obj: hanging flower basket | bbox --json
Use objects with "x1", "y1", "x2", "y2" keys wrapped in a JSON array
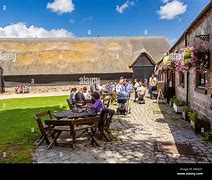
[
  {"x1": 163, "y1": 55, "x2": 174, "y2": 69},
  {"x1": 183, "y1": 47, "x2": 193, "y2": 69},
  {"x1": 174, "y1": 51, "x2": 188, "y2": 73},
  {"x1": 193, "y1": 44, "x2": 210, "y2": 71}
]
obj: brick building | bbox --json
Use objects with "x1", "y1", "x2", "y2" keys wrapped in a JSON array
[{"x1": 157, "y1": 2, "x2": 212, "y2": 124}]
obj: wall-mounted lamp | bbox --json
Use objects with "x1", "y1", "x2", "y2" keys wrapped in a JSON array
[
  {"x1": 195, "y1": 34, "x2": 210, "y2": 41},
  {"x1": 195, "y1": 29, "x2": 210, "y2": 41}
]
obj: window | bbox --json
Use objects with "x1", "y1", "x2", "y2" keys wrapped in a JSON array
[
  {"x1": 197, "y1": 72, "x2": 206, "y2": 88},
  {"x1": 179, "y1": 72, "x2": 185, "y2": 87}
]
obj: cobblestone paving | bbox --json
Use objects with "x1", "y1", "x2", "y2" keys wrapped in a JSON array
[{"x1": 34, "y1": 97, "x2": 212, "y2": 163}]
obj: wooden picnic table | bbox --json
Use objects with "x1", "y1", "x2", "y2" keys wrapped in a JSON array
[
  {"x1": 53, "y1": 109, "x2": 97, "y2": 119},
  {"x1": 52, "y1": 109, "x2": 100, "y2": 148}
]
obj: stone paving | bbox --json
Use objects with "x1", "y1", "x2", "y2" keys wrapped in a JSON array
[{"x1": 34, "y1": 96, "x2": 212, "y2": 163}]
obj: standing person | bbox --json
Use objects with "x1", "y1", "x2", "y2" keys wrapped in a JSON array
[
  {"x1": 119, "y1": 78, "x2": 132, "y2": 110},
  {"x1": 149, "y1": 74, "x2": 158, "y2": 99},
  {"x1": 133, "y1": 79, "x2": 139, "y2": 101},
  {"x1": 115, "y1": 79, "x2": 124, "y2": 93},
  {"x1": 90, "y1": 83, "x2": 98, "y2": 94},
  {"x1": 148, "y1": 74, "x2": 154, "y2": 98},
  {"x1": 0, "y1": 67, "x2": 5, "y2": 93},
  {"x1": 123, "y1": 79, "x2": 133, "y2": 98}
]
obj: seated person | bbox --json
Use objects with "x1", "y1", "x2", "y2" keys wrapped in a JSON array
[
  {"x1": 85, "y1": 91, "x2": 104, "y2": 113},
  {"x1": 75, "y1": 87, "x2": 86, "y2": 102},
  {"x1": 82, "y1": 86, "x2": 90, "y2": 100},
  {"x1": 69, "y1": 87, "x2": 77, "y2": 99},
  {"x1": 136, "y1": 81, "x2": 146, "y2": 103},
  {"x1": 16, "y1": 85, "x2": 24, "y2": 94},
  {"x1": 24, "y1": 85, "x2": 30, "y2": 93}
]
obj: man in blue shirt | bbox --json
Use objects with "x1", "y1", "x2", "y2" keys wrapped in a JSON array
[{"x1": 123, "y1": 79, "x2": 132, "y2": 97}]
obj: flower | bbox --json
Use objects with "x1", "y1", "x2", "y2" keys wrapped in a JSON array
[
  {"x1": 174, "y1": 52, "x2": 188, "y2": 72},
  {"x1": 192, "y1": 44, "x2": 209, "y2": 70},
  {"x1": 183, "y1": 47, "x2": 194, "y2": 68},
  {"x1": 193, "y1": 44, "x2": 208, "y2": 53}
]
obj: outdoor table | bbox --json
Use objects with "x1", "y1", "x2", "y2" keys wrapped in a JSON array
[
  {"x1": 53, "y1": 109, "x2": 97, "y2": 119},
  {"x1": 52, "y1": 109, "x2": 100, "y2": 148}
]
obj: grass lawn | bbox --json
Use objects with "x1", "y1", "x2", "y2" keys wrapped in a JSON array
[{"x1": 0, "y1": 95, "x2": 69, "y2": 163}]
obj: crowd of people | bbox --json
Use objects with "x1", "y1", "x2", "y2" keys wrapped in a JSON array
[{"x1": 68, "y1": 74, "x2": 160, "y2": 113}]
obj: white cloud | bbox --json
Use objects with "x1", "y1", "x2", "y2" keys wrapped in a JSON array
[
  {"x1": 88, "y1": 29, "x2": 91, "y2": 35},
  {"x1": 144, "y1": 29, "x2": 148, "y2": 35},
  {"x1": 2, "y1": 5, "x2": 7, "y2": 11},
  {"x1": 158, "y1": 0, "x2": 187, "y2": 20},
  {"x1": 162, "y1": 0, "x2": 169, "y2": 3},
  {"x1": 47, "y1": 0, "x2": 75, "y2": 15},
  {"x1": 0, "y1": 23, "x2": 74, "y2": 38},
  {"x1": 116, "y1": 0, "x2": 136, "y2": 13}
]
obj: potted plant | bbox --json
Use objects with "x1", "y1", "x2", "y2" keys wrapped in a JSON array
[
  {"x1": 169, "y1": 96, "x2": 176, "y2": 107},
  {"x1": 188, "y1": 111, "x2": 201, "y2": 133},
  {"x1": 182, "y1": 106, "x2": 191, "y2": 121},
  {"x1": 198, "y1": 116, "x2": 211, "y2": 136},
  {"x1": 173, "y1": 98, "x2": 186, "y2": 113}
]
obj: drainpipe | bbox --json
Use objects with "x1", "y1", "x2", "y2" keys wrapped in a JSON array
[{"x1": 185, "y1": 32, "x2": 189, "y2": 106}]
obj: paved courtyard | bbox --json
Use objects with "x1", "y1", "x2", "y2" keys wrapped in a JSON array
[{"x1": 34, "y1": 96, "x2": 212, "y2": 163}]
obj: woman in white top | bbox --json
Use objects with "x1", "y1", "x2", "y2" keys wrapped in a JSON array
[{"x1": 82, "y1": 86, "x2": 90, "y2": 100}]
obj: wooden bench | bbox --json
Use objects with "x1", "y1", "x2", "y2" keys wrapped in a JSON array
[{"x1": 45, "y1": 116, "x2": 99, "y2": 149}]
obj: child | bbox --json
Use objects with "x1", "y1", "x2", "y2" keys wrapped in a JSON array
[{"x1": 136, "y1": 81, "x2": 146, "y2": 104}]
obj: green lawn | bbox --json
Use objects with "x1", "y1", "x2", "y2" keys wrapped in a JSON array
[{"x1": 0, "y1": 96, "x2": 69, "y2": 163}]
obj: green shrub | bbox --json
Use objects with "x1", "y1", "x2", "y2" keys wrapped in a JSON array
[
  {"x1": 174, "y1": 98, "x2": 186, "y2": 106},
  {"x1": 170, "y1": 96, "x2": 176, "y2": 104},
  {"x1": 183, "y1": 106, "x2": 192, "y2": 114},
  {"x1": 188, "y1": 111, "x2": 198, "y2": 122}
]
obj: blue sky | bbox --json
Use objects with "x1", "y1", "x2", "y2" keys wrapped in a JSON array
[{"x1": 0, "y1": 0, "x2": 210, "y2": 44}]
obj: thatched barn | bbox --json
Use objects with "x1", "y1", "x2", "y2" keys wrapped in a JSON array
[{"x1": 0, "y1": 36, "x2": 170, "y2": 83}]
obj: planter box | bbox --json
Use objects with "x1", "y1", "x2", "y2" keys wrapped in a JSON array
[
  {"x1": 173, "y1": 103, "x2": 184, "y2": 113},
  {"x1": 190, "y1": 120, "x2": 201, "y2": 134},
  {"x1": 182, "y1": 112, "x2": 189, "y2": 121},
  {"x1": 190, "y1": 120, "x2": 195, "y2": 129}
]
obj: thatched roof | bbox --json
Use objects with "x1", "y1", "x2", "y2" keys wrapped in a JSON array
[
  {"x1": 0, "y1": 36, "x2": 170, "y2": 76},
  {"x1": 129, "y1": 49, "x2": 156, "y2": 68}
]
